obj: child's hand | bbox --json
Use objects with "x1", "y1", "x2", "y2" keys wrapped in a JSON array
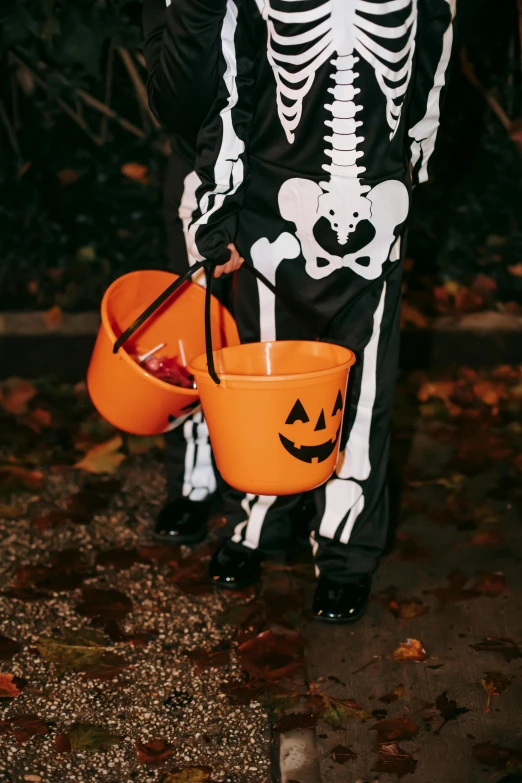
[{"x1": 213, "y1": 243, "x2": 244, "y2": 278}]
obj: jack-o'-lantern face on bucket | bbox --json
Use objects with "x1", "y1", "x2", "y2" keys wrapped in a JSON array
[{"x1": 279, "y1": 390, "x2": 344, "y2": 464}]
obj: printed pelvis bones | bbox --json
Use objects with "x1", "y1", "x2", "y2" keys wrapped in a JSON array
[{"x1": 254, "y1": 0, "x2": 414, "y2": 281}]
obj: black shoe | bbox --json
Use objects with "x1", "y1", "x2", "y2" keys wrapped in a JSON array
[
  {"x1": 153, "y1": 497, "x2": 212, "y2": 545},
  {"x1": 312, "y1": 574, "x2": 372, "y2": 624},
  {"x1": 209, "y1": 541, "x2": 261, "y2": 590}
]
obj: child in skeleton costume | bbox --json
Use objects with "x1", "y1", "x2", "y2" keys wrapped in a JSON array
[{"x1": 144, "y1": 0, "x2": 455, "y2": 621}]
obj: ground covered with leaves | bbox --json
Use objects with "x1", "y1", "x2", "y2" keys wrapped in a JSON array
[{"x1": 0, "y1": 367, "x2": 521, "y2": 782}]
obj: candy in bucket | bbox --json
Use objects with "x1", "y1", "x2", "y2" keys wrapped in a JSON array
[{"x1": 132, "y1": 342, "x2": 196, "y2": 389}]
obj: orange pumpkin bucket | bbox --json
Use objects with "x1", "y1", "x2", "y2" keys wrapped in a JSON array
[
  {"x1": 189, "y1": 340, "x2": 355, "y2": 495},
  {"x1": 87, "y1": 266, "x2": 239, "y2": 436}
]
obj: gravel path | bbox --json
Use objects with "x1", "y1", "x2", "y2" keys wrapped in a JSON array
[{"x1": 0, "y1": 456, "x2": 273, "y2": 783}]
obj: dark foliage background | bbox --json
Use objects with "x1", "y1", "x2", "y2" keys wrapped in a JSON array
[{"x1": 0, "y1": 0, "x2": 520, "y2": 317}]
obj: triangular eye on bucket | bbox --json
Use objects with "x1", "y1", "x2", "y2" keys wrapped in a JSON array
[
  {"x1": 331, "y1": 390, "x2": 343, "y2": 416},
  {"x1": 314, "y1": 409, "x2": 326, "y2": 431},
  {"x1": 285, "y1": 399, "x2": 310, "y2": 424}
]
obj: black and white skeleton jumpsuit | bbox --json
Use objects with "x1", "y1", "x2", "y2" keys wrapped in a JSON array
[{"x1": 143, "y1": 0, "x2": 455, "y2": 579}]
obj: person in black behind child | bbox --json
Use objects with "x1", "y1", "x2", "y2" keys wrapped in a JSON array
[{"x1": 143, "y1": 0, "x2": 455, "y2": 623}]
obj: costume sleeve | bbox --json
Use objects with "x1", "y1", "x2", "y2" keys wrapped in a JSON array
[
  {"x1": 142, "y1": 0, "x2": 228, "y2": 141},
  {"x1": 408, "y1": 0, "x2": 456, "y2": 185},
  {"x1": 187, "y1": 1, "x2": 256, "y2": 265}
]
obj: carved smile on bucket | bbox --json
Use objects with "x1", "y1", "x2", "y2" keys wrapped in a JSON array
[
  {"x1": 279, "y1": 391, "x2": 344, "y2": 464},
  {"x1": 279, "y1": 426, "x2": 341, "y2": 464}
]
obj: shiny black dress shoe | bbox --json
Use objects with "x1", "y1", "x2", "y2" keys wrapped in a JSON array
[
  {"x1": 312, "y1": 573, "x2": 372, "y2": 624},
  {"x1": 209, "y1": 541, "x2": 261, "y2": 590},
  {"x1": 153, "y1": 496, "x2": 213, "y2": 545}
]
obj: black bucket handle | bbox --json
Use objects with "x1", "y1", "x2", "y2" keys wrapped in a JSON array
[
  {"x1": 112, "y1": 260, "x2": 318, "y2": 386},
  {"x1": 112, "y1": 252, "x2": 401, "y2": 386}
]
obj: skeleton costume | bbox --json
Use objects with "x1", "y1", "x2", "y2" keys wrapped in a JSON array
[{"x1": 143, "y1": 0, "x2": 455, "y2": 579}]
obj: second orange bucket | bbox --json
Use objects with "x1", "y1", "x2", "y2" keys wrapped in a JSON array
[{"x1": 189, "y1": 340, "x2": 355, "y2": 495}]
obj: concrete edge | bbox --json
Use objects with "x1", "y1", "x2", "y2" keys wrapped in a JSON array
[
  {"x1": 279, "y1": 729, "x2": 322, "y2": 783},
  {"x1": 1, "y1": 310, "x2": 522, "y2": 336}
]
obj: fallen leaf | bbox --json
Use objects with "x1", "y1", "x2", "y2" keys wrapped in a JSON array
[
  {"x1": 391, "y1": 533, "x2": 430, "y2": 561},
  {"x1": 273, "y1": 713, "x2": 317, "y2": 733},
  {"x1": 0, "y1": 502, "x2": 25, "y2": 518},
  {"x1": 186, "y1": 646, "x2": 232, "y2": 674},
  {"x1": 74, "y1": 436, "x2": 125, "y2": 474},
  {"x1": 136, "y1": 737, "x2": 174, "y2": 765},
  {"x1": 0, "y1": 673, "x2": 23, "y2": 698},
  {"x1": 0, "y1": 466, "x2": 44, "y2": 494},
  {"x1": 121, "y1": 162, "x2": 149, "y2": 183},
  {"x1": 138, "y1": 543, "x2": 182, "y2": 564},
  {"x1": 472, "y1": 572, "x2": 507, "y2": 597},
  {"x1": 68, "y1": 723, "x2": 123, "y2": 752},
  {"x1": 104, "y1": 621, "x2": 157, "y2": 647},
  {"x1": 471, "y1": 274, "x2": 497, "y2": 297},
  {"x1": 472, "y1": 530, "x2": 502, "y2": 546},
  {"x1": 81, "y1": 652, "x2": 129, "y2": 681},
  {"x1": 55, "y1": 732, "x2": 72, "y2": 753},
  {"x1": 95, "y1": 548, "x2": 144, "y2": 570},
  {"x1": 30, "y1": 509, "x2": 71, "y2": 531},
  {"x1": 168, "y1": 551, "x2": 213, "y2": 596},
  {"x1": 379, "y1": 685, "x2": 404, "y2": 704},
  {"x1": 473, "y1": 380, "x2": 507, "y2": 407},
  {"x1": 480, "y1": 672, "x2": 511, "y2": 712},
  {"x1": 42, "y1": 306, "x2": 62, "y2": 329},
  {"x1": 473, "y1": 742, "x2": 522, "y2": 770},
  {"x1": 56, "y1": 169, "x2": 79, "y2": 186},
  {"x1": 0, "y1": 378, "x2": 37, "y2": 415},
  {"x1": 371, "y1": 716, "x2": 418, "y2": 742},
  {"x1": 35, "y1": 629, "x2": 126, "y2": 679},
  {"x1": 0, "y1": 634, "x2": 22, "y2": 661},
  {"x1": 418, "y1": 380, "x2": 456, "y2": 404},
  {"x1": 322, "y1": 695, "x2": 370, "y2": 726},
  {"x1": 434, "y1": 692, "x2": 470, "y2": 734},
  {"x1": 331, "y1": 744, "x2": 358, "y2": 764},
  {"x1": 76, "y1": 587, "x2": 133, "y2": 623},
  {"x1": 163, "y1": 767, "x2": 214, "y2": 783},
  {"x1": 507, "y1": 263, "x2": 522, "y2": 277},
  {"x1": 0, "y1": 713, "x2": 49, "y2": 744},
  {"x1": 401, "y1": 301, "x2": 428, "y2": 329},
  {"x1": 373, "y1": 742, "x2": 418, "y2": 778},
  {"x1": 389, "y1": 639, "x2": 427, "y2": 662},
  {"x1": 427, "y1": 571, "x2": 480, "y2": 603},
  {"x1": 389, "y1": 597, "x2": 430, "y2": 620},
  {"x1": 11, "y1": 549, "x2": 92, "y2": 593},
  {"x1": 237, "y1": 630, "x2": 305, "y2": 682},
  {"x1": 470, "y1": 637, "x2": 522, "y2": 662}
]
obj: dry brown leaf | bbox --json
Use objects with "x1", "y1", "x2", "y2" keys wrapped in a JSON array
[
  {"x1": 401, "y1": 301, "x2": 428, "y2": 329},
  {"x1": 389, "y1": 597, "x2": 429, "y2": 620},
  {"x1": 480, "y1": 672, "x2": 511, "y2": 712},
  {"x1": 42, "y1": 306, "x2": 62, "y2": 329},
  {"x1": 121, "y1": 163, "x2": 149, "y2": 183},
  {"x1": 472, "y1": 572, "x2": 507, "y2": 597},
  {"x1": 135, "y1": 737, "x2": 174, "y2": 765},
  {"x1": 373, "y1": 742, "x2": 418, "y2": 778},
  {"x1": 471, "y1": 530, "x2": 502, "y2": 546},
  {"x1": 0, "y1": 466, "x2": 44, "y2": 493},
  {"x1": 74, "y1": 436, "x2": 125, "y2": 474},
  {"x1": 389, "y1": 639, "x2": 427, "y2": 662},
  {"x1": 371, "y1": 716, "x2": 418, "y2": 742},
  {"x1": 379, "y1": 685, "x2": 404, "y2": 704},
  {"x1": 56, "y1": 169, "x2": 79, "y2": 186},
  {"x1": 0, "y1": 673, "x2": 23, "y2": 698},
  {"x1": 0, "y1": 379, "x2": 37, "y2": 415}
]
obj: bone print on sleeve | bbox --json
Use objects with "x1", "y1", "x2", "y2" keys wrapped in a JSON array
[
  {"x1": 188, "y1": 0, "x2": 256, "y2": 264},
  {"x1": 408, "y1": 0, "x2": 456, "y2": 185},
  {"x1": 142, "y1": 0, "x2": 228, "y2": 142}
]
